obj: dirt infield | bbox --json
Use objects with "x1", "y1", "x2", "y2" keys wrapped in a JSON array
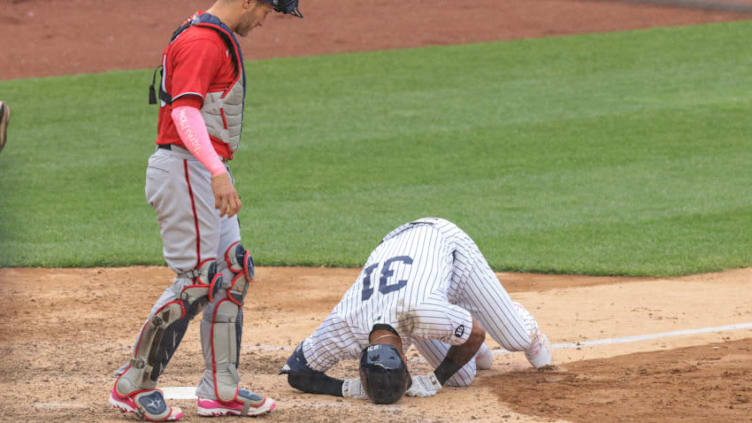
[
  {"x1": 1, "y1": 1, "x2": 751, "y2": 422},
  {"x1": 0, "y1": 267, "x2": 750, "y2": 422},
  {"x1": 2, "y1": 0, "x2": 752, "y2": 80}
]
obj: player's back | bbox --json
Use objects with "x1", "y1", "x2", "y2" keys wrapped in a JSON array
[{"x1": 333, "y1": 222, "x2": 454, "y2": 343}]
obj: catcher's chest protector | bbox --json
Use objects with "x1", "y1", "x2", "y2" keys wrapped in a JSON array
[{"x1": 160, "y1": 12, "x2": 246, "y2": 152}]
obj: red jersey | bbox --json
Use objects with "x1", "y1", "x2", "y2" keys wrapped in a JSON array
[{"x1": 155, "y1": 21, "x2": 238, "y2": 160}]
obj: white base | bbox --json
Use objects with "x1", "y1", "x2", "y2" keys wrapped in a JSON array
[{"x1": 162, "y1": 386, "x2": 197, "y2": 400}]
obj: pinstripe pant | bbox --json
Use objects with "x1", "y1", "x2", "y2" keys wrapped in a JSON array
[{"x1": 413, "y1": 221, "x2": 533, "y2": 387}]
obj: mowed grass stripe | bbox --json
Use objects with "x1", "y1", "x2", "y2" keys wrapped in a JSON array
[{"x1": 0, "y1": 21, "x2": 749, "y2": 274}]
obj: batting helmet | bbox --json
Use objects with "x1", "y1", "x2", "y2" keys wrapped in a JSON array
[
  {"x1": 260, "y1": 0, "x2": 303, "y2": 18},
  {"x1": 359, "y1": 344, "x2": 411, "y2": 404}
]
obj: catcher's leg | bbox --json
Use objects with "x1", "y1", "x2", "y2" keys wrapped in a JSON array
[
  {"x1": 110, "y1": 260, "x2": 223, "y2": 421},
  {"x1": 196, "y1": 239, "x2": 276, "y2": 417}
]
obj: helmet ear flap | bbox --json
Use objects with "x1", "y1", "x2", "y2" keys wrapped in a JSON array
[{"x1": 359, "y1": 344, "x2": 410, "y2": 404}]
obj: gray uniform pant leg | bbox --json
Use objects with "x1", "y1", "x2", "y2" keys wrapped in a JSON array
[
  {"x1": 114, "y1": 149, "x2": 224, "y2": 380},
  {"x1": 196, "y1": 211, "x2": 244, "y2": 400},
  {"x1": 146, "y1": 148, "x2": 222, "y2": 274}
]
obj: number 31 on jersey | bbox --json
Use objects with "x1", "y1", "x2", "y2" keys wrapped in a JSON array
[{"x1": 361, "y1": 255, "x2": 413, "y2": 301}]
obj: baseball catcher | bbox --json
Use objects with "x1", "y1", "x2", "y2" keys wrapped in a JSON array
[{"x1": 108, "y1": 0, "x2": 302, "y2": 421}]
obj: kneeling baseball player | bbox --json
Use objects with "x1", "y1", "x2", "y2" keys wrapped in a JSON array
[{"x1": 280, "y1": 217, "x2": 552, "y2": 403}]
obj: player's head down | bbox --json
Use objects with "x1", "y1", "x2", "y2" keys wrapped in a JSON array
[{"x1": 359, "y1": 343, "x2": 411, "y2": 404}]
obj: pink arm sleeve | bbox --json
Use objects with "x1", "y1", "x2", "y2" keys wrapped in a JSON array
[{"x1": 171, "y1": 106, "x2": 227, "y2": 177}]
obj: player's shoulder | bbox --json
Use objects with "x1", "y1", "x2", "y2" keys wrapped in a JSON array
[
  {"x1": 175, "y1": 25, "x2": 226, "y2": 47},
  {"x1": 170, "y1": 26, "x2": 228, "y2": 61}
]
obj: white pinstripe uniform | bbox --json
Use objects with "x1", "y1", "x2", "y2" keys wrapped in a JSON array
[{"x1": 301, "y1": 217, "x2": 540, "y2": 387}]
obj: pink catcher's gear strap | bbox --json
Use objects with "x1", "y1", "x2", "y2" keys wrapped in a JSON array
[{"x1": 171, "y1": 105, "x2": 227, "y2": 177}]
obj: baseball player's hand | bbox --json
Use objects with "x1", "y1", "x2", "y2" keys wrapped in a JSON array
[
  {"x1": 211, "y1": 173, "x2": 241, "y2": 217},
  {"x1": 405, "y1": 372, "x2": 442, "y2": 397},
  {"x1": 341, "y1": 378, "x2": 367, "y2": 399}
]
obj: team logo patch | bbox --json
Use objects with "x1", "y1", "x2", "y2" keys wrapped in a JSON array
[
  {"x1": 138, "y1": 392, "x2": 166, "y2": 414},
  {"x1": 454, "y1": 325, "x2": 465, "y2": 338}
]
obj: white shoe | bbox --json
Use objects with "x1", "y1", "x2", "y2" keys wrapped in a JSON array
[
  {"x1": 475, "y1": 342, "x2": 493, "y2": 370},
  {"x1": 525, "y1": 329, "x2": 552, "y2": 369}
]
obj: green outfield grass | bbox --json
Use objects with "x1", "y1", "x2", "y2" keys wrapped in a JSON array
[{"x1": 0, "y1": 21, "x2": 750, "y2": 275}]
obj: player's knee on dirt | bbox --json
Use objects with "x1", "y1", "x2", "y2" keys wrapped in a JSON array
[
  {"x1": 115, "y1": 260, "x2": 223, "y2": 396},
  {"x1": 442, "y1": 324, "x2": 484, "y2": 387},
  {"x1": 444, "y1": 363, "x2": 476, "y2": 387},
  {"x1": 475, "y1": 342, "x2": 493, "y2": 370}
]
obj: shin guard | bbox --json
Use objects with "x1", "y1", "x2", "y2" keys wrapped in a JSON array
[
  {"x1": 115, "y1": 260, "x2": 223, "y2": 398},
  {"x1": 206, "y1": 243, "x2": 254, "y2": 402}
]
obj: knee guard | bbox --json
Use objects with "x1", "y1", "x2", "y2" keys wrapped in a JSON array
[
  {"x1": 209, "y1": 243, "x2": 255, "y2": 402},
  {"x1": 115, "y1": 259, "x2": 223, "y2": 396},
  {"x1": 225, "y1": 241, "x2": 254, "y2": 297}
]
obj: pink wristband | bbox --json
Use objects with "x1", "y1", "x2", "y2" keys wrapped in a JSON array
[{"x1": 171, "y1": 106, "x2": 227, "y2": 176}]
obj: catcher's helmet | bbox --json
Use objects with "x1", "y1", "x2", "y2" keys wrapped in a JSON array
[
  {"x1": 359, "y1": 344, "x2": 411, "y2": 404},
  {"x1": 259, "y1": 0, "x2": 303, "y2": 18}
]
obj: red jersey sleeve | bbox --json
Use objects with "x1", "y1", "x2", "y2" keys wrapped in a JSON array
[{"x1": 168, "y1": 36, "x2": 225, "y2": 103}]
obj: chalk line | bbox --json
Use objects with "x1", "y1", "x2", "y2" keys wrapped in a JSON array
[
  {"x1": 163, "y1": 321, "x2": 752, "y2": 400},
  {"x1": 493, "y1": 321, "x2": 752, "y2": 355}
]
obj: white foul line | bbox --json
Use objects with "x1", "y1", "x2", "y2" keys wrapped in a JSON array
[
  {"x1": 163, "y1": 322, "x2": 752, "y2": 399},
  {"x1": 493, "y1": 321, "x2": 752, "y2": 355},
  {"x1": 239, "y1": 322, "x2": 752, "y2": 356}
]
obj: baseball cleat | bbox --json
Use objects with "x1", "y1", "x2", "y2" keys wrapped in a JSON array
[
  {"x1": 109, "y1": 387, "x2": 184, "y2": 421},
  {"x1": 197, "y1": 389, "x2": 276, "y2": 417},
  {"x1": 0, "y1": 101, "x2": 9, "y2": 153},
  {"x1": 525, "y1": 329, "x2": 553, "y2": 369}
]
